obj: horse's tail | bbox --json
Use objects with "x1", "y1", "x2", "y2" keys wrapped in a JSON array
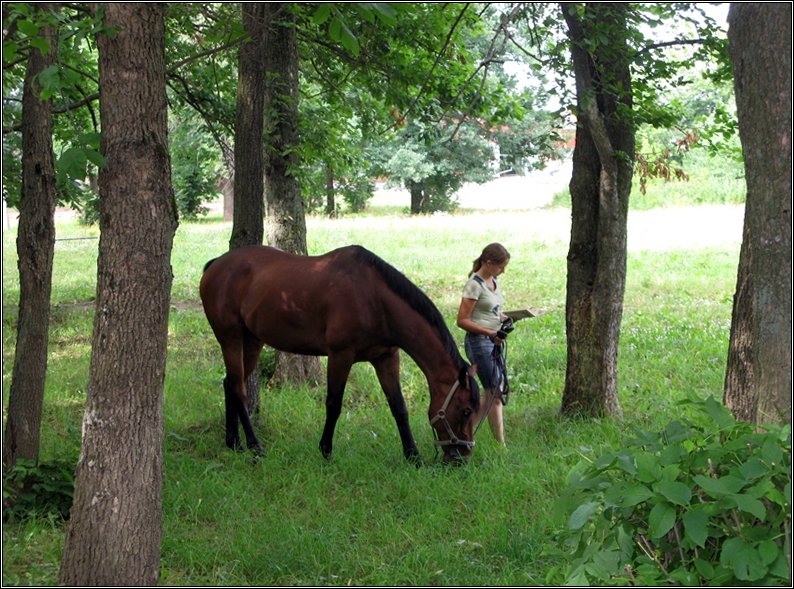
[{"x1": 203, "y1": 257, "x2": 218, "y2": 273}]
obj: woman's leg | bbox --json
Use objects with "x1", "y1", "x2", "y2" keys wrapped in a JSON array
[{"x1": 482, "y1": 388, "x2": 505, "y2": 445}]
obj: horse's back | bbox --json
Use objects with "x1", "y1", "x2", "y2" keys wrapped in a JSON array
[{"x1": 199, "y1": 245, "x2": 375, "y2": 355}]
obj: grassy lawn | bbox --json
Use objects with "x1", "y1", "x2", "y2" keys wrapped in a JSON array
[{"x1": 2, "y1": 201, "x2": 743, "y2": 585}]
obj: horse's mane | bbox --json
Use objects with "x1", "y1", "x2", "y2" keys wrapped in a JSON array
[{"x1": 350, "y1": 246, "x2": 468, "y2": 371}]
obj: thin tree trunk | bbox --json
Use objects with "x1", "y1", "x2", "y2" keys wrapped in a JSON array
[
  {"x1": 262, "y1": 3, "x2": 322, "y2": 385},
  {"x1": 59, "y1": 4, "x2": 177, "y2": 585},
  {"x1": 409, "y1": 181, "x2": 425, "y2": 214},
  {"x1": 560, "y1": 3, "x2": 633, "y2": 418},
  {"x1": 230, "y1": 3, "x2": 266, "y2": 250},
  {"x1": 325, "y1": 161, "x2": 336, "y2": 217},
  {"x1": 228, "y1": 3, "x2": 269, "y2": 414},
  {"x1": 3, "y1": 2, "x2": 59, "y2": 473},
  {"x1": 725, "y1": 3, "x2": 792, "y2": 425},
  {"x1": 723, "y1": 221, "x2": 756, "y2": 421}
]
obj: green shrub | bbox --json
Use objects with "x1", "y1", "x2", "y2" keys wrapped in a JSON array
[
  {"x1": 3, "y1": 459, "x2": 75, "y2": 521},
  {"x1": 547, "y1": 395, "x2": 791, "y2": 586}
]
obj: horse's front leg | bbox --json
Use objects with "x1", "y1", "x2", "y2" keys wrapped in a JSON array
[
  {"x1": 372, "y1": 350, "x2": 421, "y2": 465},
  {"x1": 319, "y1": 352, "x2": 354, "y2": 459}
]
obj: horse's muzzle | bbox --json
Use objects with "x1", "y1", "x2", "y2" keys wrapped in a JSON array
[{"x1": 443, "y1": 445, "x2": 472, "y2": 465}]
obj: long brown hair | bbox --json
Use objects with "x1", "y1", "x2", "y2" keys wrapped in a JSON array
[{"x1": 469, "y1": 243, "x2": 511, "y2": 277}]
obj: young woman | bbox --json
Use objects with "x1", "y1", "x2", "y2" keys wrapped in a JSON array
[{"x1": 456, "y1": 243, "x2": 511, "y2": 446}]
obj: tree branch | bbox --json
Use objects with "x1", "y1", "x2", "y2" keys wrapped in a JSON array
[
  {"x1": 560, "y1": 2, "x2": 615, "y2": 164},
  {"x1": 166, "y1": 38, "x2": 242, "y2": 75},
  {"x1": 637, "y1": 38, "x2": 708, "y2": 56}
]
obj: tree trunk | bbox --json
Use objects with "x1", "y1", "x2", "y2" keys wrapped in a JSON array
[
  {"x1": 262, "y1": 3, "x2": 322, "y2": 385},
  {"x1": 3, "y1": 2, "x2": 58, "y2": 473},
  {"x1": 725, "y1": 3, "x2": 792, "y2": 425},
  {"x1": 409, "y1": 180, "x2": 426, "y2": 214},
  {"x1": 560, "y1": 3, "x2": 633, "y2": 418},
  {"x1": 221, "y1": 173, "x2": 234, "y2": 221},
  {"x1": 230, "y1": 3, "x2": 266, "y2": 250},
  {"x1": 228, "y1": 3, "x2": 269, "y2": 415},
  {"x1": 723, "y1": 221, "x2": 756, "y2": 422},
  {"x1": 59, "y1": 4, "x2": 177, "y2": 585},
  {"x1": 220, "y1": 138, "x2": 235, "y2": 222},
  {"x1": 325, "y1": 161, "x2": 336, "y2": 217}
]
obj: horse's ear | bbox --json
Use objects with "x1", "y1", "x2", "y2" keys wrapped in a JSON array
[
  {"x1": 457, "y1": 365, "x2": 468, "y2": 387},
  {"x1": 460, "y1": 364, "x2": 477, "y2": 386}
]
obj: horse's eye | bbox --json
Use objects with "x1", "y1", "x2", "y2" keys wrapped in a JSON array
[{"x1": 462, "y1": 408, "x2": 472, "y2": 419}]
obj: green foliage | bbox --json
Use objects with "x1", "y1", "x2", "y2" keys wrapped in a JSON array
[
  {"x1": 547, "y1": 396, "x2": 791, "y2": 586},
  {"x1": 3, "y1": 458, "x2": 75, "y2": 521},
  {"x1": 170, "y1": 113, "x2": 223, "y2": 220}
]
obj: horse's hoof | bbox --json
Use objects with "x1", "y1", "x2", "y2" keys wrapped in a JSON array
[
  {"x1": 319, "y1": 443, "x2": 332, "y2": 460},
  {"x1": 406, "y1": 450, "x2": 423, "y2": 468},
  {"x1": 250, "y1": 444, "x2": 264, "y2": 457}
]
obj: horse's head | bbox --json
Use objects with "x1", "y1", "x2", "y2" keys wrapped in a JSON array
[{"x1": 429, "y1": 365, "x2": 481, "y2": 464}]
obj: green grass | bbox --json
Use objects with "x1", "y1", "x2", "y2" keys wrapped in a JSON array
[{"x1": 2, "y1": 200, "x2": 742, "y2": 585}]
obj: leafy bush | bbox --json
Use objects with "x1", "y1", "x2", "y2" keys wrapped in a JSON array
[
  {"x1": 547, "y1": 396, "x2": 791, "y2": 586},
  {"x1": 3, "y1": 459, "x2": 75, "y2": 521}
]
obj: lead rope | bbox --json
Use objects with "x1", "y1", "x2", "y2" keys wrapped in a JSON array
[
  {"x1": 493, "y1": 339, "x2": 509, "y2": 405},
  {"x1": 470, "y1": 339, "x2": 508, "y2": 441}
]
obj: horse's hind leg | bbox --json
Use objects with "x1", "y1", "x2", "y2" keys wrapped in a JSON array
[
  {"x1": 221, "y1": 339, "x2": 263, "y2": 455},
  {"x1": 372, "y1": 350, "x2": 420, "y2": 464},
  {"x1": 237, "y1": 334, "x2": 264, "y2": 454},
  {"x1": 223, "y1": 376, "x2": 242, "y2": 450}
]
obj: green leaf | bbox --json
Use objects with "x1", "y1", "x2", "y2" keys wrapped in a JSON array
[
  {"x1": 704, "y1": 396, "x2": 735, "y2": 429},
  {"x1": 738, "y1": 457, "x2": 769, "y2": 481},
  {"x1": 635, "y1": 453, "x2": 662, "y2": 483},
  {"x1": 757, "y1": 540, "x2": 779, "y2": 566},
  {"x1": 693, "y1": 557, "x2": 715, "y2": 579},
  {"x1": 328, "y1": 17, "x2": 341, "y2": 41},
  {"x1": 17, "y1": 18, "x2": 40, "y2": 36},
  {"x1": 57, "y1": 147, "x2": 88, "y2": 181},
  {"x1": 622, "y1": 484, "x2": 655, "y2": 507},
  {"x1": 84, "y1": 148, "x2": 105, "y2": 168},
  {"x1": 682, "y1": 508, "x2": 709, "y2": 548},
  {"x1": 731, "y1": 493, "x2": 766, "y2": 520},
  {"x1": 694, "y1": 474, "x2": 746, "y2": 498},
  {"x1": 616, "y1": 525, "x2": 633, "y2": 561},
  {"x1": 29, "y1": 37, "x2": 50, "y2": 57},
  {"x1": 312, "y1": 3, "x2": 332, "y2": 25},
  {"x1": 654, "y1": 480, "x2": 692, "y2": 506},
  {"x1": 761, "y1": 436, "x2": 783, "y2": 465},
  {"x1": 720, "y1": 537, "x2": 768, "y2": 581},
  {"x1": 568, "y1": 502, "x2": 599, "y2": 530},
  {"x1": 614, "y1": 451, "x2": 636, "y2": 475},
  {"x1": 338, "y1": 21, "x2": 360, "y2": 57},
  {"x1": 648, "y1": 502, "x2": 676, "y2": 539},
  {"x1": 3, "y1": 40, "x2": 19, "y2": 62},
  {"x1": 371, "y1": 3, "x2": 397, "y2": 26},
  {"x1": 565, "y1": 564, "x2": 590, "y2": 586}
]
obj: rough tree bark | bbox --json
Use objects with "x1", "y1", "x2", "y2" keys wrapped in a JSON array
[
  {"x1": 724, "y1": 3, "x2": 792, "y2": 425},
  {"x1": 59, "y1": 4, "x2": 177, "y2": 585},
  {"x1": 230, "y1": 2, "x2": 266, "y2": 250},
  {"x1": 226, "y1": 3, "x2": 269, "y2": 415},
  {"x1": 560, "y1": 3, "x2": 634, "y2": 418},
  {"x1": 263, "y1": 3, "x2": 322, "y2": 385},
  {"x1": 3, "y1": 2, "x2": 58, "y2": 473}
]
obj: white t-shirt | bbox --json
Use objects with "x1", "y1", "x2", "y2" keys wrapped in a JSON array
[{"x1": 462, "y1": 274, "x2": 505, "y2": 331}]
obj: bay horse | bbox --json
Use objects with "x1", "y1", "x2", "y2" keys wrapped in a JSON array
[{"x1": 199, "y1": 244, "x2": 481, "y2": 464}]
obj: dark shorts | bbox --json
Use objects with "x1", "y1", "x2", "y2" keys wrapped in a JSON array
[{"x1": 464, "y1": 333, "x2": 504, "y2": 390}]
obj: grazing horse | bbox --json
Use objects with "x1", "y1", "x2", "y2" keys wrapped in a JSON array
[{"x1": 199, "y1": 245, "x2": 480, "y2": 464}]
